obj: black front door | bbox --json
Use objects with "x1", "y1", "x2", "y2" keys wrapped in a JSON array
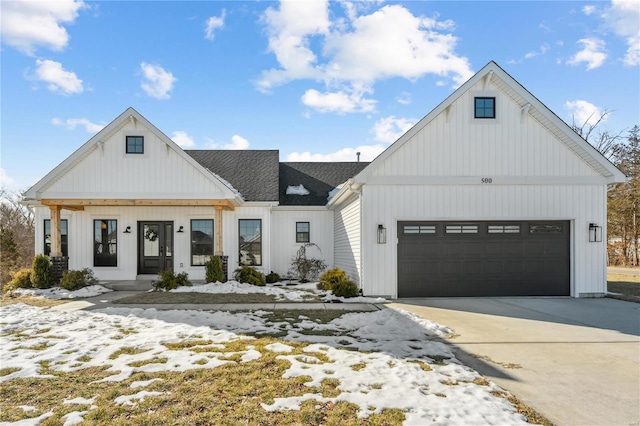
[{"x1": 138, "y1": 221, "x2": 173, "y2": 274}]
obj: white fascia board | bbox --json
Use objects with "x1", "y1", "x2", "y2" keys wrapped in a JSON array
[{"x1": 326, "y1": 180, "x2": 362, "y2": 210}]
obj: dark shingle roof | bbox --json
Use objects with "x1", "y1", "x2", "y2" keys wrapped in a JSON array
[
  {"x1": 279, "y1": 162, "x2": 369, "y2": 206},
  {"x1": 185, "y1": 150, "x2": 280, "y2": 202}
]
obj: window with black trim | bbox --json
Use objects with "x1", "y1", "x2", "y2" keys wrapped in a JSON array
[
  {"x1": 474, "y1": 97, "x2": 495, "y2": 119},
  {"x1": 446, "y1": 225, "x2": 478, "y2": 234},
  {"x1": 126, "y1": 136, "x2": 144, "y2": 154},
  {"x1": 44, "y1": 219, "x2": 68, "y2": 256},
  {"x1": 403, "y1": 225, "x2": 436, "y2": 235},
  {"x1": 296, "y1": 222, "x2": 310, "y2": 243},
  {"x1": 94, "y1": 220, "x2": 117, "y2": 267},
  {"x1": 191, "y1": 219, "x2": 214, "y2": 266},
  {"x1": 239, "y1": 219, "x2": 262, "y2": 266}
]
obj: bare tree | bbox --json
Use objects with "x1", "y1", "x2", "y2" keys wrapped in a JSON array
[
  {"x1": 571, "y1": 109, "x2": 625, "y2": 160},
  {"x1": 0, "y1": 190, "x2": 35, "y2": 286}
]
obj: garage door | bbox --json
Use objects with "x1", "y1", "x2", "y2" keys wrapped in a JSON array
[{"x1": 397, "y1": 221, "x2": 570, "y2": 297}]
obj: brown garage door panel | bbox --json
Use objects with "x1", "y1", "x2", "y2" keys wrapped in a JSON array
[{"x1": 397, "y1": 221, "x2": 570, "y2": 297}]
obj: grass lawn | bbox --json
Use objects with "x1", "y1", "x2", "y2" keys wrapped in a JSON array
[
  {"x1": 607, "y1": 271, "x2": 640, "y2": 302},
  {"x1": 0, "y1": 294, "x2": 66, "y2": 308}
]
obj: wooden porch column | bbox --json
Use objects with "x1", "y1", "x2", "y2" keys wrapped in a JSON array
[
  {"x1": 214, "y1": 206, "x2": 223, "y2": 256},
  {"x1": 49, "y1": 205, "x2": 62, "y2": 257}
]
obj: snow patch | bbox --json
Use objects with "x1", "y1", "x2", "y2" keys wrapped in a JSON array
[{"x1": 286, "y1": 184, "x2": 310, "y2": 195}]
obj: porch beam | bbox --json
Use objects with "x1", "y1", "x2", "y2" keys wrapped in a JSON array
[
  {"x1": 41, "y1": 198, "x2": 235, "y2": 210},
  {"x1": 214, "y1": 206, "x2": 223, "y2": 256},
  {"x1": 49, "y1": 205, "x2": 62, "y2": 257}
]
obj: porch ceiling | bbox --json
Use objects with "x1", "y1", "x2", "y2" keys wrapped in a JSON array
[{"x1": 40, "y1": 198, "x2": 236, "y2": 211}]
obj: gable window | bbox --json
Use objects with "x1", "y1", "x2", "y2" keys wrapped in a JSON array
[
  {"x1": 191, "y1": 219, "x2": 214, "y2": 266},
  {"x1": 126, "y1": 136, "x2": 144, "y2": 154},
  {"x1": 474, "y1": 97, "x2": 495, "y2": 119},
  {"x1": 296, "y1": 222, "x2": 310, "y2": 243},
  {"x1": 44, "y1": 219, "x2": 68, "y2": 257},
  {"x1": 239, "y1": 219, "x2": 262, "y2": 266},
  {"x1": 94, "y1": 220, "x2": 117, "y2": 266}
]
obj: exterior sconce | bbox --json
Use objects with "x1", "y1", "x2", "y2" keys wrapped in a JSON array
[
  {"x1": 177, "y1": 226, "x2": 184, "y2": 233},
  {"x1": 377, "y1": 224, "x2": 387, "y2": 244},
  {"x1": 588, "y1": 223, "x2": 602, "y2": 242},
  {"x1": 123, "y1": 226, "x2": 131, "y2": 234}
]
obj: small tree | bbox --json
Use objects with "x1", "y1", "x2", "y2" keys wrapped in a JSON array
[
  {"x1": 31, "y1": 254, "x2": 53, "y2": 289},
  {"x1": 288, "y1": 243, "x2": 327, "y2": 283},
  {"x1": 205, "y1": 256, "x2": 225, "y2": 283}
]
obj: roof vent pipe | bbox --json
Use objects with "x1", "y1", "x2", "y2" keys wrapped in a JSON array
[{"x1": 356, "y1": 152, "x2": 361, "y2": 162}]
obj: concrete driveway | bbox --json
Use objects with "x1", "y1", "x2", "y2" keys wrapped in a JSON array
[{"x1": 388, "y1": 298, "x2": 640, "y2": 426}]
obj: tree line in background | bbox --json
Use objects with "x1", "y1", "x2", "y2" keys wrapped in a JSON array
[
  {"x1": 0, "y1": 114, "x2": 638, "y2": 289},
  {"x1": 572, "y1": 112, "x2": 639, "y2": 267}
]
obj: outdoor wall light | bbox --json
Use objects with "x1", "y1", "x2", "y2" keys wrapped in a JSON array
[
  {"x1": 177, "y1": 226, "x2": 184, "y2": 233},
  {"x1": 123, "y1": 226, "x2": 131, "y2": 234},
  {"x1": 588, "y1": 223, "x2": 602, "y2": 242},
  {"x1": 377, "y1": 224, "x2": 387, "y2": 244}
]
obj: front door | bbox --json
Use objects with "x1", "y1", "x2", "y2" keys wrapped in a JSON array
[{"x1": 138, "y1": 221, "x2": 173, "y2": 274}]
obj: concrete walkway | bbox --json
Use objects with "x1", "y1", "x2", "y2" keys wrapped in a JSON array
[
  {"x1": 50, "y1": 289, "x2": 381, "y2": 313},
  {"x1": 389, "y1": 297, "x2": 640, "y2": 426}
]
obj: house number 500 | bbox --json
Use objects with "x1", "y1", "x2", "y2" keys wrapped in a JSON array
[{"x1": 481, "y1": 178, "x2": 493, "y2": 183}]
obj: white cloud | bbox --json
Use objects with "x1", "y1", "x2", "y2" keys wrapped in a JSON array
[
  {"x1": 171, "y1": 131, "x2": 196, "y2": 148},
  {"x1": 205, "y1": 9, "x2": 226, "y2": 41},
  {"x1": 565, "y1": 100, "x2": 605, "y2": 126},
  {"x1": 567, "y1": 38, "x2": 607, "y2": 70},
  {"x1": 34, "y1": 59, "x2": 83, "y2": 95},
  {"x1": 396, "y1": 92, "x2": 412, "y2": 105},
  {"x1": 601, "y1": 0, "x2": 640, "y2": 66},
  {"x1": 0, "y1": 168, "x2": 16, "y2": 187},
  {"x1": 286, "y1": 144, "x2": 386, "y2": 162},
  {"x1": 372, "y1": 116, "x2": 417, "y2": 143},
  {"x1": 0, "y1": 0, "x2": 86, "y2": 55},
  {"x1": 301, "y1": 89, "x2": 376, "y2": 114},
  {"x1": 257, "y1": 2, "x2": 473, "y2": 114},
  {"x1": 209, "y1": 135, "x2": 250, "y2": 150},
  {"x1": 52, "y1": 117, "x2": 103, "y2": 133},
  {"x1": 140, "y1": 62, "x2": 177, "y2": 99},
  {"x1": 524, "y1": 44, "x2": 550, "y2": 59},
  {"x1": 582, "y1": 5, "x2": 596, "y2": 15}
]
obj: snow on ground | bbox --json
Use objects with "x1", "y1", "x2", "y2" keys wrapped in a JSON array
[
  {"x1": 0, "y1": 300, "x2": 529, "y2": 425},
  {"x1": 173, "y1": 280, "x2": 389, "y2": 303},
  {"x1": 13, "y1": 285, "x2": 112, "y2": 300}
]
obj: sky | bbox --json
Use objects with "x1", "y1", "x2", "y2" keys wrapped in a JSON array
[
  {"x1": 1, "y1": 283, "x2": 530, "y2": 424},
  {"x1": 1, "y1": 0, "x2": 639, "y2": 192}
]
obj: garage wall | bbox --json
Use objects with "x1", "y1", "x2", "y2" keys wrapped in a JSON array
[
  {"x1": 361, "y1": 184, "x2": 607, "y2": 298},
  {"x1": 334, "y1": 195, "x2": 362, "y2": 285}
]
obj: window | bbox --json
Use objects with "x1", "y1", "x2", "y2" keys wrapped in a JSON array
[
  {"x1": 126, "y1": 136, "x2": 144, "y2": 154},
  {"x1": 191, "y1": 219, "x2": 214, "y2": 266},
  {"x1": 488, "y1": 225, "x2": 520, "y2": 234},
  {"x1": 94, "y1": 220, "x2": 117, "y2": 266},
  {"x1": 239, "y1": 219, "x2": 262, "y2": 266},
  {"x1": 474, "y1": 97, "x2": 495, "y2": 119},
  {"x1": 44, "y1": 219, "x2": 68, "y2": 257},
  {"x1": 529, "y1": 224, "x2": 563, "y2": 234},
  {"x1": 446, "y1": 225, "x2": 479, "y2": 234},
  {"x1": 296, "y1": 222, "x2": 310, "y2": 243},
  {"x1": 403, "y1": 225, "x2": 436, "y2": 235}
]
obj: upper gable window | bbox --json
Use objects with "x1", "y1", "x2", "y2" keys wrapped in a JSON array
[
  {"x1": 126, "y1": 136, "x2": 144, "y2": 154},
  {"x1": 474, "y1": 97, "x2": 495, "y2": 119}
]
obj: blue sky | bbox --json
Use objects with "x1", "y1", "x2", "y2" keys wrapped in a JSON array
[{"x1": 1, "y1": 0, "x2": 639, "y2": 192}]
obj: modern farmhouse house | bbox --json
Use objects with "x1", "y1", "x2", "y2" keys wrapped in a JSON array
[{"x1": 24, "y1": 61, "x2": 626, "y2": 298}]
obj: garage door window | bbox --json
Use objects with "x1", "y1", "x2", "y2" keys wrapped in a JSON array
[
  {"x1": 445, "y1": 225, "x2": 478, "y2": 234},
  {"x1": 403, "y1": 225, "x2": 436, "y2": 235},
  {"x1": 488, "y1": 225, "x2": 520, "y2": 234},
  {"x1": 530, "y1": 224, "x2": 563, "y2": 234}
]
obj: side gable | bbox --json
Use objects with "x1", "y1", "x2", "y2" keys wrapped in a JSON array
[
  {"x1": 354, "y1": 61, "x2": 626, "y2": 184},
  {"x1": 25, "y1": 108, "x2": 242, "y2": 205},
  {"x1": 280, "y1": 162, "x2": 369, "y2": 206}
]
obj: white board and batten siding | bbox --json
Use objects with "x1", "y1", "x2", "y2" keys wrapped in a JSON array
[
  {"x1": 333, "y1": 195, "x2": 362, "y2": 285},
  {"x1": 41, "y1": 119, "x2": 228, "y2": 199},
  {"x1": 270, "y1": 209, "x2": 334, "y2": 278},
  {"x1": 358, "y1": 77, "x2": 611, "y2": 298}
]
